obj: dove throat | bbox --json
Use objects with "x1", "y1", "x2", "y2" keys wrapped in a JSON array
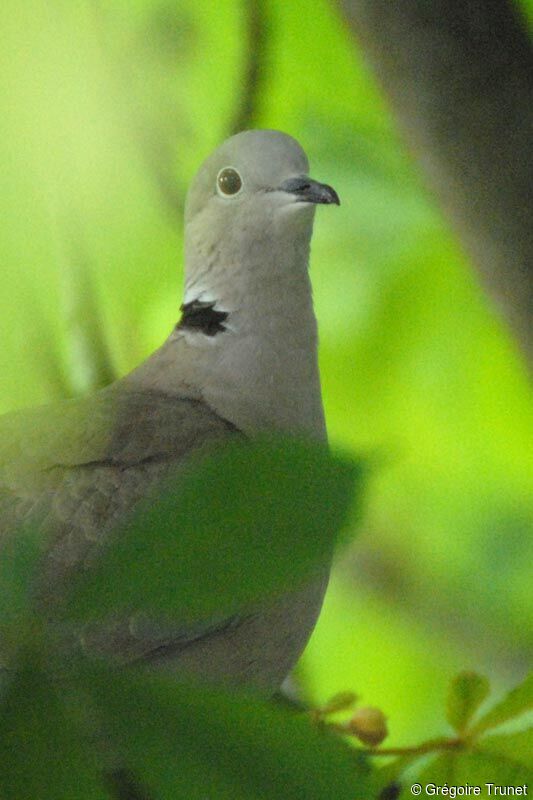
[{"x1": 124, "y1": 214, "x2": 326, "y2": 440}]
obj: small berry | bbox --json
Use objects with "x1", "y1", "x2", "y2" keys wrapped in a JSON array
[{"x1": 347, "y1": 706, "x2": 388, "y2": 746}]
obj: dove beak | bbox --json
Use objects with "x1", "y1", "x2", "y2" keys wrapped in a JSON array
[{"x1": 279, "y1": 176, "x2": 340, "y2": 206}]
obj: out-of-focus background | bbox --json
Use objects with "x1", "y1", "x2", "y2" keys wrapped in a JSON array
[{"x1": 1, "y1": 0, "x2": 531, "y2": 746}]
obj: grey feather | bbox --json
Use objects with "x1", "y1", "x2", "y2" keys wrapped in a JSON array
[{"x1": 0, "y1": 386, "x2": 241, "y2": 663}]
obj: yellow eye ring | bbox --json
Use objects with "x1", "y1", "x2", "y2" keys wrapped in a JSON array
[{"x1": 216, "y1": 167, "x2": 243, "y2": 197}]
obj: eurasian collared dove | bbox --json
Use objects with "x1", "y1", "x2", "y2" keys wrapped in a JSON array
[{"x1": 0, "y1": 129, "x2": 340, "y2": 692}]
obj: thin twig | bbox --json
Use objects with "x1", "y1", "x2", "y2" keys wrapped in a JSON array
[
  {"x1": 228, "y1": 0, "x2": 269, "y2": 134},
  {"x1": 359, "y1": 736, "x2": 465, "y2": 758}
]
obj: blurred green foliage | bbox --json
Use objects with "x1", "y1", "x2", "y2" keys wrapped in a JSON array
[
  {"x1": 62, "y1": 437, "x2": 358, "y2": 625},
  {"x1": 0, "y1": 458, "x2": 372, "y2": 799},
  {"x1": 0, "y1": 515, "x2": 530, "y2": 797},
  {"x1": 0, "y1": 0, "x2": 531, "y2": 764}
]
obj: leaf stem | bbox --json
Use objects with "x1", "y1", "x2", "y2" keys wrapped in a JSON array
[{"x1": 359, "y1": 736, "x2": 465, "y2": 758}]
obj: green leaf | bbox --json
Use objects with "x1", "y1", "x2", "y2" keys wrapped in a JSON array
[
  {"x1": 446, "y1": 671, "x2": 490, "y2": 733},
  {"x1": 455, "y1": 749, "x2": 531, "y2": 788},
  {"x1": 400, "y1": 752, "x2": 455, "y2": 800},
  {"x1": 0, "y1": 651, "x2": 107, "y2": 800},
  {"x1": 471, "y1": 673, "x2": 533, "y2": 735},
  {"x1": 59, "y1": 231, "x2": 117, "y2": 396},
  {"x1": 410, "y1": 732, "x2": 533, "y2": 794},
  {"x1": 477, "y1": 728, "x2": 533, "y2": 771},
  {"x1": 74, "y1": 659, "x2": 372, "y2": 800},
  {"x1": 0, "y1": 527, "x2": 40, "y2": 629},
  {"x1": 62, "y1": 436, "x2": 362, "y2": 625},
  {"x1": 318, "y1": 690, "x2": 358, "y2": 715},
  {"x1": 372, "y1": 753, "x2": 423, "y2": 798}
]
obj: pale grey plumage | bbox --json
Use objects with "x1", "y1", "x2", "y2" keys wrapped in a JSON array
[{"x1": 0, "y1": 130, "x2": 339, "y2": 691}]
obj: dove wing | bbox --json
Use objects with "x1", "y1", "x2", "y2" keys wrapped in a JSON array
[{"x1": 0, "y1": 385, "x2": 242, "y2": 662}]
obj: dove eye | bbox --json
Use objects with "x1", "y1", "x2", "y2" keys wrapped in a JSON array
[{"x1": 216, "y1": 167, "x2": 242, "y2": 197}]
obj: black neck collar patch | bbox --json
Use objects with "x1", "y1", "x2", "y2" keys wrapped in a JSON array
[{"x1": 177, "y1": 299, "x2": 228, "y2": 336}]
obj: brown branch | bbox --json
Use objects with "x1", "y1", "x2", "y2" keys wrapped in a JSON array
[
  {"x1": 228, "y1": 0, "x2": 269, "y2": 135},
  {"x1": 339, "y1": 0, "x2": 533, "y2": 367}
]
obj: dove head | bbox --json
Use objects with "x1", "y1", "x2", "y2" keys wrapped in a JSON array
[{"x1": 183, "y1": 129, "x2": 339, "y2": 309}]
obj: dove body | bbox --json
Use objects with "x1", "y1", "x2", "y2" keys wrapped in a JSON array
[{"x1": 0, "y1": 130, "x2": 339, "y2": 691}]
